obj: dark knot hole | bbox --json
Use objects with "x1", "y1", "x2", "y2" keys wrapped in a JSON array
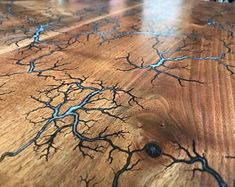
[{"x1": 144, "y1": 143, "x2": 162, "y2": 158}]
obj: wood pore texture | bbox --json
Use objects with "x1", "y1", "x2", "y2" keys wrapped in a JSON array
[{"x1": 0, "y1": 0, "x2": 234, "y2": 187}]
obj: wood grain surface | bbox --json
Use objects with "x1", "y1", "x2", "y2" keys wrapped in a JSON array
[{"x1": 0, "y1": 0, "x2": 235, "y2": 187}]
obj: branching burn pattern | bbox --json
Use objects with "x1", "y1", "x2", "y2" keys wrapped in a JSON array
[
  {"x1": 0, "y1": 2, "x2": 234, "y2": 187},
  {"x1": 162, "y1": 141, "x2": 227, "y2": 187},
  {"x1": 3, "y1": 7, "x2": 178, "y2": 79},
  {"x1": 0, "y1": 73, "x2": 144, "y2": 187},
  {"x1": 0, "y1": 82, "x2": 13, "y2": 101},
  {"x1": 207, "y1": 17, "x2": 235, "y2": 37},
  {"x1": 117, "y1": 38, "x2": 234, "y2": 86},
  {"x1": 80, "y1": 173, "x2": 104, "y2": 187}
]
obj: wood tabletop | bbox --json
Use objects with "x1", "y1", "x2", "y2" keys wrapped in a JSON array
[{"x1": 0, "y1": 0, "x2": 234, "y2": 187}]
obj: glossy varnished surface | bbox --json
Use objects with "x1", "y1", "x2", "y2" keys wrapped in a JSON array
[{"x1": 0, "y1": 0, "x2": 235, "y2": 187}]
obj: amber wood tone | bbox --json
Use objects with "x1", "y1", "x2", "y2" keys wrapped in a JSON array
[{"x1": 0, "y1": 0, "x2": 235, "y2": 187}]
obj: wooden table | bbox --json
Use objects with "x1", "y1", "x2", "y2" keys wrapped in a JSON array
[{"x1": 0, "y1": 0, "x2": 234, "y2": 186}]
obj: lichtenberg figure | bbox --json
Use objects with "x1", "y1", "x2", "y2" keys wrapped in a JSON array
[
  {"x1": 117, "y1": 38, "x2": 234, "y2": 86},
  {"x1": 162, "y1": 140, "x2": 227, "y2": 187},
  {"x1": 207, "y1": 17, "x2": 235, "y2": 37},
  {"x1": 0, "y1": 83, "x2": 13, "y2": 101},
  {"x1": 9, "y1": 16, "x2": 175, "y2": 77},
  {"x1": 10, "y1": 17, "x2": 120, "y2": 77},
  {"x1": 13, "y1": 35, "x2": 79, "y2": 77},
  {"x1": 80, "y1": 173, "x2": 104, "y2": 187},
  {"x1": 0, "y1": 73, "x2": 144, "y2": 187}
]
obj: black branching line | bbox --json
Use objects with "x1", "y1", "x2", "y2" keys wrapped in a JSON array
[
  {"x1": 162, "y1": 140, "x2": 227, "y2": 187},
  {"x1": 225, "y1": 155, "x2": 235, "y2": 159},
  {"x1": 8, "y1": 15, "x2": 176, "y2": 77},
  {"x1": 219, "y1": 39, "x2": 233, "y2": 53},
  {"x1": 2, "y1": 3, "x2": 110, "y2": 47},
  {"x1": 207, "y1": 17, "x2": 235, "y2": 37},
  {"x1": 85, "y1": 18, "x2": 120, "y2": 46},
  {"x1": 73, "y1": 3, "x2": 110, "y2": 23},
  {"x1": 80, "y1": 173, "x2": 104, "y2": 187},
  {"x1": 3, "y1": 15, "x2": 62, "y2": 47},
  {"x1": 80, "y1": 174, "x2": 97, "y2": 187},
  {"x1": 0, "y1": 83, "x2": 13, "y2": 101},
  {"x1": 0, "y1": 18, "x2": 121, "y2": 85},
  {"x1": 0, "y1": 15, "x2": 4, "y2": 25},
  {"x1": 0, "y1": 73, "x2": 143, "y2": 186},
  {"x1": 108, "y1": 24, "x2": 176, "y2": 43},
  {"x1": 40, "y1": 15, "x2": 174, "y2": 49},
  {"x1": 32, "y1": 58, "x2": 79, "y2": 80},
  {"x1": 86, "y1": 17, "x2": 175, "y2": 45},
  {"x1": 3, "y1": 26, "x2": 31, "y2": 47},
  {"x1": 30, "y1": 17, "x2": 62, "y2": 44},
  {"x1": 117, "y1": 39, "x2": 234, "y2": 86},
  {"x1": 111, "y1": 145, "x2": 145, "y2": 187},
  {"x1": 111, "y1": 142, "x2": 163, "y2": 187},
  {"x1": 52, "y1": 17, "x2": 121, "y2": 47},
  {"x1": 9, "y1": 18, "x2": 119, "y2": 76},
  {"x1": 14, "y1": 38, "x2": 78, "y2": 75}
]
